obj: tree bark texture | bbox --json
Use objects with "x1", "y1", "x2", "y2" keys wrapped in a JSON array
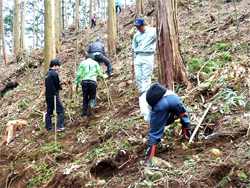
[
  {"x1": 104, "y1": 0, "x2": 106, "y2": 20},
  {"x1": 136, "y1": 0, "x2": 144, "y2": 17},
  {"x1": 75, "y1": 0, "x2": 79, "y2": 29},
  {"x1": 156, "y1": 0, "x2": 188, "y2": 90},
  {"x1": 13, "y1": 0, "x2": 20, "y2": 63},
  {"x1": 89, "y1": 0, "x2": 92, "y2": 27},
  {"x1": 33, "y1": 0, "x2": 36, "y2": 49},
  {"x1": 59, "y1": 0, "x2": 63, "y2": 33},
  {"x1": 85, "y1": 0, "x2": 87, "y2": 27},
  {"x1": 107, "y1": 0, "x2": 117, "y2": 56},
  {"x1": 65, "y1": 0, "x2": 68, "y2": 28},
  {"x1": 1, "y1": 0, "x2": 9, "y2": 65},
  {"x1": 21, "y1": 0, "x2": 26, "y2": 51},
  {"x1": 44, "y1": 0, "x2": 55, "y2": 75},
  {"x1": 54, "y1": 0, "x2": 61, "y2": 52}
]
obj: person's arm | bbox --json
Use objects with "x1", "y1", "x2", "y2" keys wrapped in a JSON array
[
  {"x1": 75, "y1": 63, "x2": 84, "y2": 84},
  {"x1": 54, "y1": 72, "x2": 62, "y2": 90},
  {"x1": 102, "y1": 45, "x2": 105, "y2": 56},
  {"x1": 87, "y1": 45, "x2": 91, "y2": 53},
  {"x1": 132, "y1": 35, "x2": 137, "y2": 58}
]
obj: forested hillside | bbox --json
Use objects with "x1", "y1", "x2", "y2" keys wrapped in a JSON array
[{"x1": 0, "y1": 0, "x2": 250, "y2": 187}]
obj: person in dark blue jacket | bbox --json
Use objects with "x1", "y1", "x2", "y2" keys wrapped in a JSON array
[
  {"x1": 139, "y1": 82, "x2": 191, "y2": 166},
  {"x1": 45, "y1": 59, "x2": 65, "y2": 132},
  {"x1": 87, "y1": 39, "x2": 114, "y2": 76}
]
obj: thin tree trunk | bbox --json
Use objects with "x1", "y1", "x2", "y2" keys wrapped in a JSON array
[
  {"x1": 59, "y1": 0, "x2": 63, "y2": 33},
  {"x1": 65, "y1": 0, "x2": 68, "y2": 28},
  {"x1": 13, "y1": 0, "x2": 20, "y2": 63},
  {"x1": 0, "y1": 0, "x2": 1, "y2": 56},
  {"x1": 44, "y1": 0, "x2": 55, "y2": 74},
  {"x1": 136, "y1": 0, "x2": 144, "y2": 17},
  {"x1": 33, "y1": 0, "x2": 36, "y2": 50},
  {"x1": 101, "y1": 0, "x2": 103, "y2": 21},
  {"x1": 1, "y1": 0, "x2": 9, "y2": 65},
  {"x1": 21, "y1": 0, "x2": 26, "y2": 51},
  {"x1": 156, "y1": 0, "x2": 188, "y2": 90},
  {"x1": 85, "y1": 0, "x2": 87, "y2": 27},
  {"x1": 54, "y1": 0, "x2": 61, "y2": 52},
  {"x1": 89, "y1": 0, "x2": 92, "y2": 27},
  {"x1": 104, "y1": 0, "x2": 106, "y2": 20},
  {"x1": 62, "y1": 0, "x2": 64, "y2": 29},
  {"x1": 76, "y1": 0, "x2": 79, "y2": 29},
  {"x1": 94, "y1": 0, "x2": 96, "y2": 21},
  {"x1": 107, "y1": 0, "x2": 117, "y2": 56}
]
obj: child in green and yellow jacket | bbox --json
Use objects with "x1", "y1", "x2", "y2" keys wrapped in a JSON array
[{"x1": 75, "y1": 54, "x2": 105, "y2": 117}]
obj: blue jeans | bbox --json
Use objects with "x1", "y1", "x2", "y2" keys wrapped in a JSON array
[
  {"x1": 149, "y1": 94, "x2": 191, "y2": 143},
  {"x1": 46, "y1": 97, "x2": 65, "y2": 130}
]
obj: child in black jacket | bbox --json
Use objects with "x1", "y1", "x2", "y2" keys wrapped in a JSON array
[{"x1": 45, "y1": 59, "x2": 65, "y2": 132}]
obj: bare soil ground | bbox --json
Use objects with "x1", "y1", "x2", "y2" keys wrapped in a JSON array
[{"x1": 0, "y1": 0, "x2": 250, "y2": 187}]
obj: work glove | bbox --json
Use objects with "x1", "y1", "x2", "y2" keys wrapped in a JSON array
[{"x1": 166, "y1": 113, "x2": 175, "y2": 125}]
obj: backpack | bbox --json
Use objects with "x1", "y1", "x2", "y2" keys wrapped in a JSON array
[{"x1": 146, "y1": 82, "x2": 167, "y2": 107}]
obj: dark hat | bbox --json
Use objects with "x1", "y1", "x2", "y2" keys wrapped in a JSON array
[
  {"x1": 96, "y1": 38, "x2": 102, "y2": 42},
  {"x1": 134, "y1": 18, "x2": 145, "y2": 26},
  {"x1": 50, "y1": 59, "x2": 60, "y2": 68},
  {"x1": 85, "y1": 54, "x2": 94, "y2": 60},
  {"x1": 146, "y1": 82, "x2": 167, "y2": 107}
]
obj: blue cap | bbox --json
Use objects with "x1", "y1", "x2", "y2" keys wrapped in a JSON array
[
  {"x1": 96, "y1": 38, "x2": 102, "y2": 42},
  {"x1": 134, "y1": 18, "x2": 145, "y2": 26}
]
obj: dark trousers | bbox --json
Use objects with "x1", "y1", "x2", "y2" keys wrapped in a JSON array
[
  {"x1": 116, "y1": 5, "x2": 122, "y2": 14},
  {"x1": 91, "y1": 19, "x2": 96, "y2": 29},
  {"x1": 46, "y1": 97, "x2": 65, "y2": 130},
  {"x1": 149, "y1": 94, "x2": 191, "y2": 143},
  {"x1": 94, "y1": 53, "x2": 112, "y2": 70},
  {"x1": 81, "y1": 80, "x2": 97, "y2": 115}
]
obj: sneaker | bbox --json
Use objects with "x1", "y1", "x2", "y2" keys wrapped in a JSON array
[
  {"x1": 45, "y1": 129, "x2": 53, "y2": 133},
  {"x1": 87, "y1": 103, "x2": 92, "y2": 117},
  {"x1": 57, "y1": 127, "x2": 65, "y2": 132},
  {"x1": 83, "y1": 115, "x2": 87, "y2": 118}
]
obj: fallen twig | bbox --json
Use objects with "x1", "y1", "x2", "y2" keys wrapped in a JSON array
[
  {"x1": 189, "y1": 103, "x2": 212, "y2": 143},
  {"x1": 15, "y1": 143, "x2": 33, "y2": 160},
  {"x1": 118, "y1": 159, "x2": 131, "y2": 169}
]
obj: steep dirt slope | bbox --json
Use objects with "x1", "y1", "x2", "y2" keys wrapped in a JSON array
[{"x1": 0, "y1": 1, "x2": 250, "y2": 187}]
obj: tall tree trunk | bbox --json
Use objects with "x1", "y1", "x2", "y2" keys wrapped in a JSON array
[
  {"x1": 62, "y1": 0, "x2": 64, "y2": 29},
  {"x1": 107, "y1": 0, "x2": 117, "y2": 56},
  {"x1": 76, "y1": 0, "x2": 79, "y2": 29},
  {"x1": 135, "y1": 0, "x2": 144, "y2": 17},
  {"x1": 124, "y1": 0, "x2": 126, "y2": 8},
  {"x1": 89, "y1": 0, "x2": 92, "y2": 27},
  {"x1": 85, "y1": 0, "x2": 87, "y2": 27},
  {"x1": 54, "y1": 0, "x2": 61, "y2": 52},
  {"x1": 101, "y1": 0, "x2": 103, "y2": 21},
  {"x1": 65, "y1": 0, "x2": 68, "y2": 28},
  {"x1": 20, "y1": 0, "x2": 26, "y2": 51},
  {"x1": 59, "y1": 0, "x2": 63, "y2": 33},
  {"x1": 104, "y1": 0, "x2": 106, "y2": 20},
  {"x1": 44, "y1": 0, "x2": 55, "y2": 74},
  {"x1": 0, "y1": 0, "x2": 1, "y2": 56},
  {"x1": 13, "y1": 0, "x2": 20, "y2": 63},
  {"x1": 33, "y1": 0, "x2": 36, "y2": 50},
  {"x1": 157, "y1": 0, "x2": 188, "y2": 90},
  {"x1": 1, "y1": 0, "x2": 9, "y2": 65},
  {"x1": 94, "y1": 0, "x2": 96, "y2": 21}
]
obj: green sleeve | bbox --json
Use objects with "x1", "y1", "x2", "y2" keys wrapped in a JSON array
[
  {"x1": 96, "y1": 63, "x2": 104, "y2": 79},
  {"x1": 76, "y1": 62, "x2": 84, "y2": 84}
]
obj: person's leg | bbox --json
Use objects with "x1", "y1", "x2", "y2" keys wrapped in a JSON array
[
  {"x1": 93, "y1": 20, "x2": 96, "y2": 28},
  {"x1": 88, "y1": 82, "x2": 97, "y2": 107},
  {"x1": 144, "y1": 98, "x2": 170, "y2": 166},
  {"x1": 119, "y1": 5, "x2": 122, "y2": 13},
  {"x1": 98, "y1": 54, "x2": 113, "y2": 75},
  {"x1": 141, "y1": 55, "x2": 154, "y2": 93},
  {"x1": 45, "y1": 98, "x2": 54, "y2": 131},
  {"x1": 56, "y1": 97, "x2": 65, "y2": 128},
  {"x1": 91, "y1": 19, "x2": 94, "y2": 29},
  {"x1": 81, "y1": 81, "x2": 89, "y2": 116},
  {"x1": 116, "y1": 5, "x2": 118, "y2": 14},
  {"x1": 134, "y1": 55, "x2": 143, "y2": 93}
]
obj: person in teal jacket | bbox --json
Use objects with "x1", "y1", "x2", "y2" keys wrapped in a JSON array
[
  {"x1": 76, "y1": 54, "x2": 105, "y2": 117},
  {"x1": 115, "y1": 0, "x2": 122, "y2": 14}
]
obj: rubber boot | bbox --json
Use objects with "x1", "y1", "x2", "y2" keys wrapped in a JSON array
[
  {"x1": 107, "y1": 68, "x2": 114, "y2": 77},
  {"x1": 143, "y1": 141, "x2": 157, "y2": 166},
  {"x1": 182, "y1": 127, "x2": 191, "y2": 143},
  {"x1": 87, "y1": 99, "x2": 94, "y2": 117}
]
